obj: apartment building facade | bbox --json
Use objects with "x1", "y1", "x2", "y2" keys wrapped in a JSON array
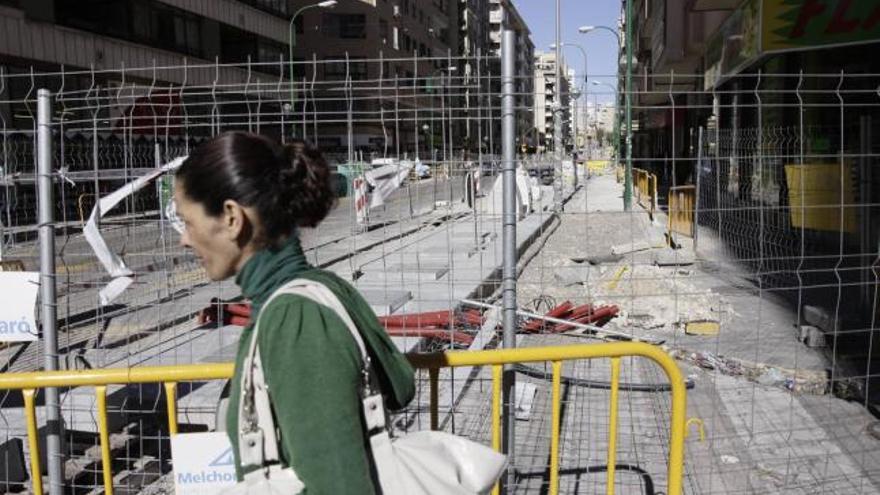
[
  {"x1": 0, "y1": 0, "x2": 317, "y2": 146},
  {"x1": 488, "y1": 0, "x2": 534, "y2": 154},
  {"x1": 289, "y1": 0, "x2": 458, "y2": 154},
  {"x1": 532, "y1": 51, "x2": 571, "y2": 153}
]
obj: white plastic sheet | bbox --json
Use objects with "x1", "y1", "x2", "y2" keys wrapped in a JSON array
[
  {"x1": 84, "y1": 156, "x2": 187, "y2": 305},
  {"x1": 364, "y1": 161, "x2": 414, "y2": 208},
  {"x1": 0, "y1": 272, "x2": 40, "y2": 342}
]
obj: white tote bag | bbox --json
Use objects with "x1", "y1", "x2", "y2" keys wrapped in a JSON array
[
  {"x1": 224, "y1": 279, "x2": 507, "y2": 495},
  {"x1": 219, "y1": 284, "x2": 306, "y2": 495}
]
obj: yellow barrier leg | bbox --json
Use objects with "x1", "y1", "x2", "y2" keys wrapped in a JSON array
[
  {"x1": 96, "y1": 385, "x2": 114, "y2": 495},
  {"x1": 429, "y1": 369, "x2": 439, "y2": 431},
  {"x1": 607, "y1": 357, "x2": 621, "y2": 495},
  {"x1": 23, "y1": 389, "x2": 42, "y2": 495},
  {"x1": 550, "y1": 360, "x2": 562, "y2": 495},
  {"x1": 491, "y1": 365, "x2": 502, "y2": 495},
  {"x1": 164, "y1": 382, "x2": 178, "y2": 436}
]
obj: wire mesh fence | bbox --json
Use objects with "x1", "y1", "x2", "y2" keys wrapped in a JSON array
[{"x1": 1, "y1": 54, "x2": 879, "y2": 495}]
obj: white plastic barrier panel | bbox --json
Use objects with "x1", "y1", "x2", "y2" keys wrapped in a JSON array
[
  {"x1": 353, "y1": 175, "x2": 369, "y2": 225},
  {"x1": 0, "y1": 272, "x2": 39, "y2": 342},
  {"x1": 364, "y1": 161, "x2": 414, "y2": 208},
  {"x1": 171, "y1": 432, "x2": 237, "y2": 495}
]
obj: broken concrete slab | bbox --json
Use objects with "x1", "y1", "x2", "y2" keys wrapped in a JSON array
[
  {"x1": 552, "y1": 266, "x2": 594, "y2": 286},
  {"x1": 359, "y1": 289, "x2": 412, "y2": 316},
  {"x1": 685, "y1": 320, "x2": 720, "y2": 336},
  {"x1": 364, "y1": 262, "x2": 449, "y2": 281},
  {"x1": 802, "y1": 305, "x2": 840, "y2": 334},
  {"x1": 653, "y1": 248, "x2": 696, "y2": 267},
  {"x1": 571, "y1": 253, "x2": 624, "y2": 265},
  {"x1": 610, "y1": 239, "x2": 666, "y2": 256},
  {"x1": 798, "y1": 325, "x2": 826, "y2": 348}
]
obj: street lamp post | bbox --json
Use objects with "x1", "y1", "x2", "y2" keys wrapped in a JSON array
[
  {"x1": 592, "y1": 80, "x2": 619, "y2": 164},
  {"x1": 579, "y1": 24, "x2": 631, "y2": 210},
  {"x1": 549, "y1": 41, "x2": 588, "y2": 179},
  {"x1": 289, "y1": 0, "x2": 337, "y2": 136}
]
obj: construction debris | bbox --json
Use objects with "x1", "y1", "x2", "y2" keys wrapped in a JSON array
[
  {"x1": 668, "y1": 347, "x2": 828, "y2": 396},
  {"x1": 596, "y1": 263, "x2": 731, "y2": 335}
]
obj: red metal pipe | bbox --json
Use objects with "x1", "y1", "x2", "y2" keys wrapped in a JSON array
[
  {"x1": 225, "y1": 303, "x2": 252, "y2": 318},
  {"x1": 378, "y1": 310, "x2": 456, "y2": 328},
  {"x1": 378, "y1": 309, "x2": 484, "y2": 329},
  {"x1": 522, "y1": 301, "x2": 573, "y2": 332},
  {"x1": 552, "y1": 305, "x2": 619, "y2": 332},
  {"x1": 384, "y1": 328, "x2": 474, "y2": 345}
]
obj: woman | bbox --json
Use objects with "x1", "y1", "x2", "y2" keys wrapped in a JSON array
[{"x1": 173, "y1": 131, "x2": 415, "y2": 494}]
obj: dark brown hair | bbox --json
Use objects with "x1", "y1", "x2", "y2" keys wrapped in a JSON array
[{"x1": 175, "y1": 132, "x2": 335, "y2": 244}]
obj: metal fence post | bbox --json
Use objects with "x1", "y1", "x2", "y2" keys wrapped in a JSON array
[
  {"x1": 501, "y1": 28, "x2": 517, "y2": 494},
  {"x1": 37, "y1": 88, "x2": 64, "y2": 493},
  {"x1": 624, "y1": 0, "x2": 634, "y2": 211},
  {"x1": 694, "y1": 127, "x2": 703, "y2": 254},
  {"x1": 553, "y1": 0, "x2": 563, "y2": 212}
]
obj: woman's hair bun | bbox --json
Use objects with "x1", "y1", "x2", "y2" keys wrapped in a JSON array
[{"x1": 279, "y1": 139, "x2": 336, "y2": 229}]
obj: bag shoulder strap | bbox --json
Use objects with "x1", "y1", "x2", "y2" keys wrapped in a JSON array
[{"x1": 238, "y1": 278, "x2": 378, "y2": 468}]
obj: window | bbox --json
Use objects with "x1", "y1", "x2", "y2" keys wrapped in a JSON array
[
  {"x1": 238, "y1": 0, "x2": 288, "y2": 17},
  {"x1": 220, "y1": 24, "x2": 257, "y2": 63},
  {"x1": 321, "y1": 13, "x2": 367, "y2": 39},
  {"x1": 324, "y1": 57, "x2": 368, "y2": 80},
  {"x1": 56, "y1": 0, "x2": 131, "y2": 39},
  {"x1": 157, "y1": 8, "x2": 200, "y2": 55},
  {"x1": 379, "y1": 19, "x2": 389, "y2": 43},
  {"x1": 258, "y1": 41, "x2": 284, "y2": 64}
]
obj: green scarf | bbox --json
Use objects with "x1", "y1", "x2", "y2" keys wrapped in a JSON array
[
  {"x1": 233, "y1": 233, "x2": 414, "y2": 409},
  {"x1": 235, "y1": 233, "x2": 312, "y2": 316}
]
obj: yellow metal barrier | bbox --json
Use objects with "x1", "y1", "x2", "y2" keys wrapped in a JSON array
[
  {"x1": 668, "y1": 185, "x2": 696, "y2": 239},
  {"x1": 0, "y1": 260, "x2": 25, "y2": 272},
  {"x1": 632, "y1": 168, "x2": 657, "y2": 219},
  {"x1": 0, "y1": 343, "x2": 687, "y2": 495}
]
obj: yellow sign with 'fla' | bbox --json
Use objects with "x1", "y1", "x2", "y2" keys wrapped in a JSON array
[
  {"x1": 763, "y1": 0, "x2": 880, "y2": 53},
  {"x1": 784, "y1": 163, "x2": 856, "y2": 234}
]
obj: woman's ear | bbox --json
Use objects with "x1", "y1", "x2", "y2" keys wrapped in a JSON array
[{"x1": 221, "y1": 199, "x2": 249, "y2": 242}]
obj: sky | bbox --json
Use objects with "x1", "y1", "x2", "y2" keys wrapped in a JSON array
[{"x1": 513, "y1": 0, "x2": 620, "y2": 104}]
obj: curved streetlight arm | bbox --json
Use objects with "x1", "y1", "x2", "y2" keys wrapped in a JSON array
[
  {"x1": 289, "y1": 1, "x2": 337, "y2": 117},
  {"x1": 578, "y1": 25, "x2": 621, "y2": 47},
  {"x1": 549, "y1": 42, "x2": 588, "y2": 88}
]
